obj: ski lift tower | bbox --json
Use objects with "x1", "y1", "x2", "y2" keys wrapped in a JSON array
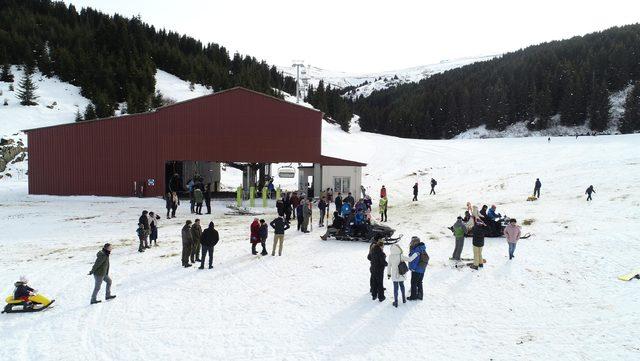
[{"x1": 292, "y1": 60, "x2": 305, "y2": 103}]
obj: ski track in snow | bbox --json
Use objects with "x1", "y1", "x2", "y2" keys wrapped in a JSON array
[{"x1": 1, "y1": 112, "x2": 640, "y2": 358}]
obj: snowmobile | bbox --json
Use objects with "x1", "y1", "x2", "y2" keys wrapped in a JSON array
[
  {"x1": 3, "y1": 295, "x2": 55, "y2": 314},
  {"x1": 322, "y1": 223, "x2": 402, "y2": 245}
]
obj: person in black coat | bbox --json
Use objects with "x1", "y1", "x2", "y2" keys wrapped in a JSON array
[
  {"x1": 138, "y1": 210, "x2": 150, "y2": 249},
  {"x1": 343, "y1": 193, "x2": 355, "y2": 208},
  {"x1": 412, "y1": 183, "x2": 418, "y2": 201},
  {"x1": 269, "y1": 216, "x2": 290, "y2": 256},
  {"x1": 470, "y1": 221, "x2": 488, "y2": 270},
  {"x1": 334, "y1": 193, "x2": 343, "y2": 213},
  {"x1": 320, "y1": 211, "x2": 344, "y2": 240},
  {"x1": 204, "y1": 183, "x2": 212, "y2": 214},
  {"x1": 276, "y1": 198, "x2": 285, "y2": 217},
  {"x1": 430, "y1": 178, "x2": 437, "y2": 195},
  {"x1": 368, "y1": 241, "x2": 387, "y2": 302},
  {"x1": 534, "y1": 178, "x2": 542, "y2": 198},
  {"x1": 199, "y1": 222, "x2": 219, "y2": 269},
  {"x1": 283, "y1": 194, "x2": 292, "y2": 222},
  {"x1": 165, "y1": 192, "x2": 173, "y2": 219},
  {"x1": 295, "y1": 203, "x2": 304, "y2": 231},
  {"x1": 586, "y1": 185, "x2": 595, "y2": 201}
]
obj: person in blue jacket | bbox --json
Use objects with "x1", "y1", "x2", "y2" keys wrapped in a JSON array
[
  {"x1": 407, "y1": 236, "x2": 428, "y2": 301},
  {"x1": 487, "y1": 205, "x2": 502, "y2": 220},
  {"x1": 354, "y1": 209, "x2": 366, "y2": 236},
  {"x1": 340, "y1": 202, "x2": 351, "y2": 218}
]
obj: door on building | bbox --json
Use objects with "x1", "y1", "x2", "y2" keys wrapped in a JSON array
[
  {"x1": 165, "y1": 161, "x2": 184, "y2": 194},
  {"x1": 333, "y1": 176, "x2": 351, "y2": 195}
]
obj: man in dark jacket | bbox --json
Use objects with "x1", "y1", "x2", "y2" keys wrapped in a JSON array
[
  {"x1": 204, "y1": 183, "x2": 212, "y2": 214},
  {"x1": 534, "y1": 178, "x2": 542, "y2": 198},
  {"x1": 190, "y1": 219, "x2": 202, "y2": 263},
  {"x1": 320, "y1": 212, "x2": 345, "y2": 240},
  {"x1": 470, "y1": 221, "x2": 488, "y2": 270},
  {"x1": 430, "y1": 178, "x2": 437, "y2": 195},
  {"x1": 89, "y1": 243, "x2": 116, "y2": 304},
  {"x1": 283, "y1": 194, "x2": 292, "y2": 222},
  {"x1": 138, "y1": 210, "x2": 150, "y2": 249},
  {"x1": 257, "y1": 219, "x2": 269, "y2": 256},
  {"x1": 295, "y1": 203, "x2": 304, "y2": 231},
  {"x1": 181, "y1": 220, "x2": 193, "y2": 267},
  {"x1": 270, "y1": 216, "x2": 290, "y2": 256},
  {"x1": 408, "y1": 237, "x2": 428, "y2": 300},
  {"x1": 586, "y1": 185, "x2": 595, "y2": 201},
  {"x1": 343, "y1": 193, "x2": 355, "y2": 208},
  {"x1": 318, "y1": 197, "x2": 328, "y2": 227},
  {"x1": 368, "y1": 241, "x2": 387, "y2": 302},
  {"x1": 199, "y1": 222, "x2": 219, "y2": 269},
  {"x1": 412, "y1": 183, "x2": 418, "y2": 201}
]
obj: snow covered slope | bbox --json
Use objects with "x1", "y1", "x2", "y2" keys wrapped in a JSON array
[
  {"x1": 0, "y1": 126, "x2": 639, "y2": 360},
  {"x1": 278, "y1": 55, "x2": 497, "y2": 98},
  {"x1": 154, "y1": 70, "x2": 211, "y2": 102}
]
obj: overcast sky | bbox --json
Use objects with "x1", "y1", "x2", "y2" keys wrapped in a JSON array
[{"x1": 66, "y1": 0, "x2": 640, "y2": 73}]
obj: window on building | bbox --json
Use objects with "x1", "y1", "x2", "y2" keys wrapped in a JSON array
[{"x1": 334, "y1": 176, "x2": 351, "y2": 194}]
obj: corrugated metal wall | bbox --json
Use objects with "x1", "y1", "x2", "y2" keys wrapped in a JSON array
[{"x1": 26, "y1": 88, "x2": 322, "y2": 197}]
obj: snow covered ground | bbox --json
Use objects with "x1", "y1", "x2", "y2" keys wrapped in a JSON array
[{"x1": 1, "y1": 124, "x2": 639, "y2": 360}]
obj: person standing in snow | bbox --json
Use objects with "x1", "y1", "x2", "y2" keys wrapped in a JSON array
[
  {"x1": 148, "y1": 212, "x2": 160, "y2": 246},
  {"x1": 430, "y1": 178, "x2": 437, "y2": 195},
  {"x1": 451, "y1": 216, "x2": 466, "y2": 261},
  {"x1": 368, "y1": 240, "x2": 387, "y2": 302},
  {"x1": 503, "y1": 218, "x2": 521, "y2": 260},
  {"x1": 360, "y1": 185, "x2": 367, "y2": 198},
  {"x1": 283, "y1": 193, "x2": 292, "y2": 223},
  {"x1": 534, "y1": 178, "x2": 542, "y2": 198},
  {"x1": 302, "y1": 199, "x2": 311, "y2": 233},
  {"x1": 181, "y1": 220, "x2": 193, "y2": 267},
  {"x1": 334, "y1": 192, "x2": 343, "y2": 214},
  {"x1": 387, "y1": 244, "x2": 414, "y2": 307},
  {"x1": 199, "y1": 222, "x2": 219, "y2": 269},
  {"x1": 89, "y1": 243, "x2": 116, "y2": 304},
  {"x1": 187, "y1": 178, "x2": 195, "y2": 214},
  {"x1": 407, "y1": 237, "x2": 428, "y2": 301},
  {"x1": 380, "y1": 185, "x2": 387, "y2": 199},
  {"x1": 412, "y1": 182, "x2": 419, "y2": 201},
  {"x1": 318, "y1": 197, "x2": 328, "y2": 227},
  {"x1": 170, "y1": 191, "x2": 180, "y2": 218},
  {"x1": 470, "y1": 220, "x2": 489, "y2": 270},
  {"x1": 165, "y1": 192, "x2": 173, "y2": 219},
  {"x1": 276, "y1": 197, "x2": 285, "y2": 217},
  {"x1": 291, "y1": 192, "x2": 300, "y2": 220},
  {"x1": 204, "y1": 183, "x2": 212, "y2": 214},
  {"x1": 190, "y1": 219, "x2": 202, "y2": 263},
  {"x1": 270, "y1": 215, "x2": 290, "y2": 256},
  {"x1": 379, "y1": 196, "x2": 388, "y2": 222},
  {"x1": 585, "y1": 185, "x2": 596, "y2": 201},
  {"x1": 344, "y1": 192, "x2": 355, "y2": 208},
  {"x1": 295, "y1": 202, "x2": 304, "y2": 231},
  {"x1": 136, "y1": 223, "x2": 146, "y2": 253},
  {"x1": 138, "y1": 210, "x2": 150, "y2": 250},
  {"x1": 193, "y1": 187, "x2": 204, "y2": 215},
  {"x1": 250, "y1": 218, "x2": 260, "y2": 255},
  {"x1": 257, "y1": 219, "x2": 269, "y2": 256}
]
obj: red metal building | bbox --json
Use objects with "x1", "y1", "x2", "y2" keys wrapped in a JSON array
[{"x1": 25, "y1": 87, "x2": 365, "y2": 197}]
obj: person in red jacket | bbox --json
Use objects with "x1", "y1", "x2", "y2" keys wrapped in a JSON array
[
  {"x1": 380, "y1": 185, "x2": 387, "y2": 199},
  {"x1": 250, "y1": 218, "x2": 260, "y2": 255}
]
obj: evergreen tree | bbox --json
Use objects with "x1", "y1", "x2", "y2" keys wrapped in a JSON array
[
  {"x1": 588, "y1": 80, "x2": 611, "y2": 132},
  {"x1": 84, "y1": 103, "x2": 97, "y2": 120},
  {"x1": 0, "y1": 63, "x2": 14, "y2": 82},
  {"x1": 621, "y1": 82, "x2": 640, "y2": 133},
  {"x1": 74, "y1": 108, "x2": 83, "y2": 122},
  {"x1": 151, "y1": 90, "x2": 165, "y2": 108},
  {"x1": 16, "y1": 64, "x2": 38, "y2": 106}
]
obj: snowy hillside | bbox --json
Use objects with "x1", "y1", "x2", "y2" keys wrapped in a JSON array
[
  {"x1": 278, "y1": 55, "x2": 497, "y2": 98},
  {"x1": 1, "y1": 126, "x2": 639, "y2": 359}
]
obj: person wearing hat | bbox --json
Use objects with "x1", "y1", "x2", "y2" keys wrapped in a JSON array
[
  {"x1": 136, "y1": 222, "x2": 146, "y2": 253},
  {"x1": 387, "y1": 243, "x2": 415, "y2": 307},
  {"x1": 181, "y1": 220, "x2": 193, "y2": 267},
  {"x1": 89, "y1": 243, "x2": 116, "y2": 304},
  {"x1": 408, "y1": 236, "x2": 428, "y2": 301},
  {"x1": 190, "y1": 219, "x2": 202, "y2": 263},
  {"x1": 470, "y1": 220, "x2": 489, "y2": 270},
  {"x1": 368, "y1": 240, "x2": 387, "y2": 302},
  {"x1": 199, "y1": 222, "x2": 219, "y2": 269},
  {"x1": 503, "y1": 218, "x2": 521, "y2": 260},
  {"x1": 12, "y1": 275, "x2": 54, "y2": 307},
  {"x1": 451, "y1": 216, "x2": 467, "y2": 260}
]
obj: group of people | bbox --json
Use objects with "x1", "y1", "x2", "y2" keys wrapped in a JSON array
[
  {"x1": 181, "y1": 219, "x2": 219, "y2": 269},
  {"x1": 411, "y1": 178, "x2": 437, "y2": 201},
  {"x1": 186, "y1": 175, "x2": 213, "y2": 215},
  {"x1": 368, "y1": 236, "x2": 429, "y2": 307},
  {"x1": 136, "y1": 210, "x2": 161, "y2": 252}
]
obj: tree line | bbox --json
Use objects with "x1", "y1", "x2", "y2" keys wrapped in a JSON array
[
  {"x1": 355, "y1": 24, "x2": 640, "y2": 138},
  {"x1": 0, "y1": 0, "x2": 299, "y2": 120}
]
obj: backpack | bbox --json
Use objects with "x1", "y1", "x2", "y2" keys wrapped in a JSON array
[
  {"x1": 419, "y1": 252, "x2": 430, "y2": 269},
  {"x1": 398, "y1": 260, "x2": 409, "y2": 275}
]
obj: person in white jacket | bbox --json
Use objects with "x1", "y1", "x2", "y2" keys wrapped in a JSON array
[{"x1": 387, "y1": 243, "x2": 418, "y2": 307}]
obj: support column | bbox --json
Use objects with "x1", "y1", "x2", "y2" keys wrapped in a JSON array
[{"x1": 313, "y1": 163, "x2": 322, "y2": 199}]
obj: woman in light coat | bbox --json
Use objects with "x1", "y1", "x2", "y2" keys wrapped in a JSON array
[{"x1": 387, "y1": 244, "x2": 417, "y2": 307}]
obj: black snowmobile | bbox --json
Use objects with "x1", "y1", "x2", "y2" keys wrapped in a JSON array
[{"x1": 321, "y1": 223, "x2": 402, "y2": 244}]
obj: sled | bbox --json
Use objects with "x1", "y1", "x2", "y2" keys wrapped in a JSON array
[
  {"x1": 618, "y1": 269, "x2": 640, "y2": 281},
  {"x1": 527, "y1": 196, "x2": 538, "y2": 201},
  {"x1": 2, "y1": 296, "x2": 55, "y2": 314},
  {"x1": 224, "y1": 204, "x2": 264, "y2": 216}
]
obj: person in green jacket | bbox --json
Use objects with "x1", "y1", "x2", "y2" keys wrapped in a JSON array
[
  {"x1": 89, "y1": 243, "x2": 116, "y2": 304},
  {"x1": 194, "y1": 188, "x2": 204, "y2": 215},
  {"x1": 379, "y1": 196, "x2": 388, "y2": 222}
]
